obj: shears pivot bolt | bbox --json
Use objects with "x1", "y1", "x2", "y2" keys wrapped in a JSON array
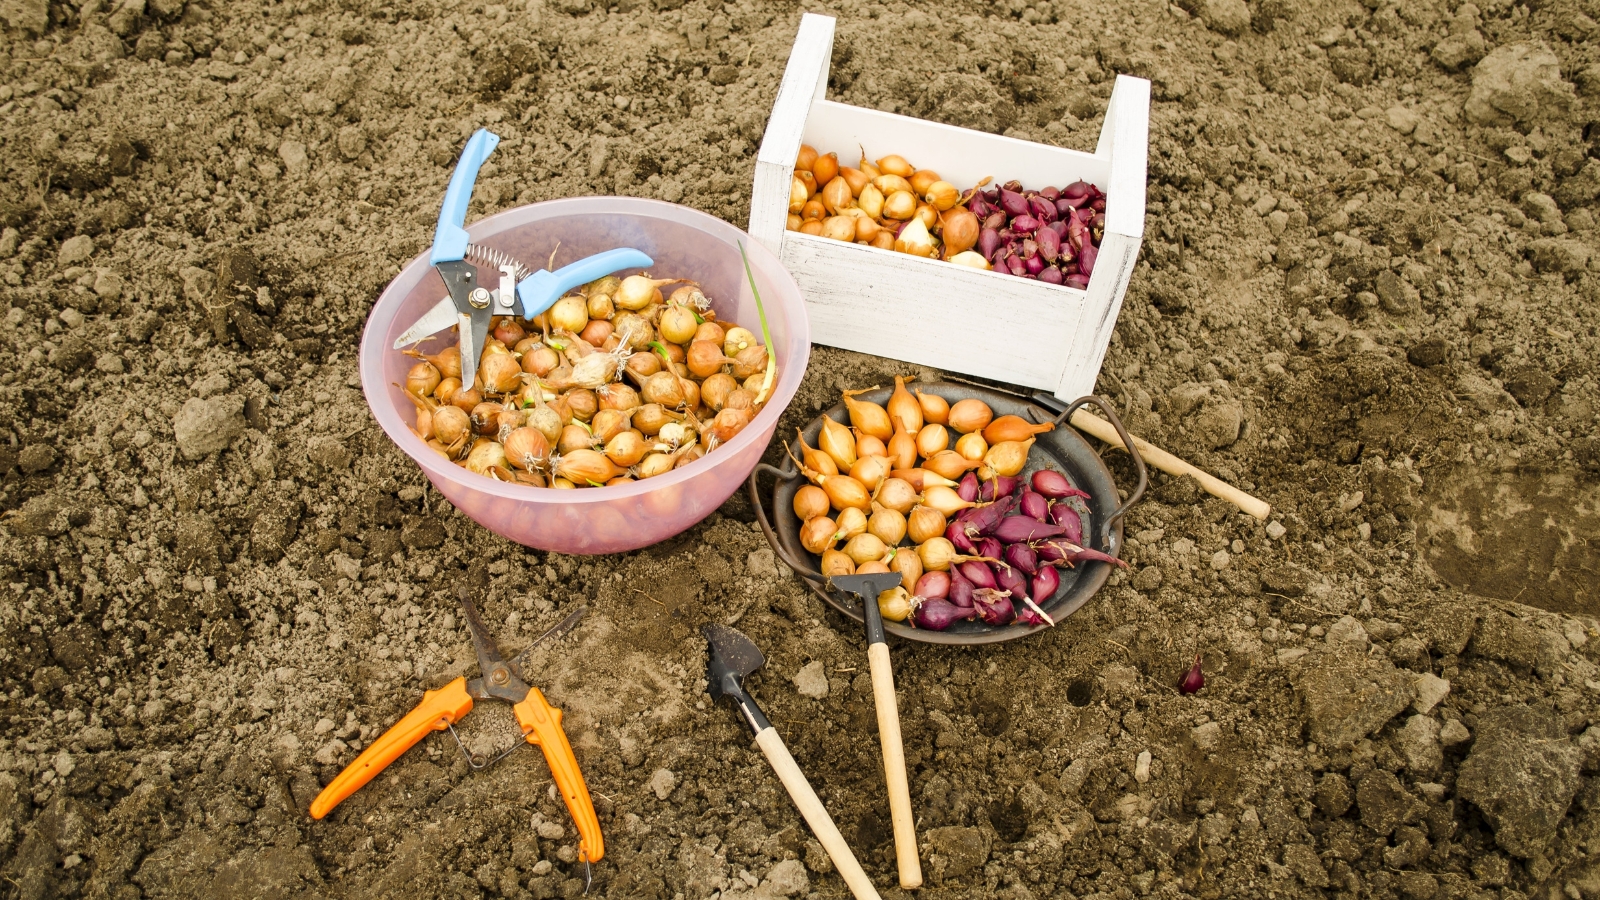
[{"x1": 469, "y1": 287, "x2": 492, "y2": 308}]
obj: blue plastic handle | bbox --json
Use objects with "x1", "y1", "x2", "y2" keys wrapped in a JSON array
[
  {"x1": 515, "y1": 248, "x2": 655, "y2": 318},
  {"x1": 430, "y1": 129, "x2": 500, "y2": 265}
]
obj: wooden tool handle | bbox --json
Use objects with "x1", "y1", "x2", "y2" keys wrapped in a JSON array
[
  {"x1": 1068, "y1": 409, "x2": 1271, "y2": 521},
  {"x1": 755, "y1": 727, "x2": 883, "y2": 900},
  {"x1": 868, "y1": 643, "x2": 922, "y2": 889},
  {"x1": 514, "y1": 687, "x2": 605, "y2": 864},
  {"x1": 311, "y1": 677, "x2": 474, "y2": 820}
]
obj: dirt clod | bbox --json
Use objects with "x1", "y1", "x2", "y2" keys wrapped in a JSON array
[
  {"x1": 1456, "y1": 706, "x2": 1585, "y2": 858},
  {"x1": 172, "y1": 395, "x2": 245, "y2": 460}
]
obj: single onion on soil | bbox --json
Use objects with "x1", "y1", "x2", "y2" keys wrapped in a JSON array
[{"x1": 1179, "y1": 654, "x2": 1205, "y2": 694}]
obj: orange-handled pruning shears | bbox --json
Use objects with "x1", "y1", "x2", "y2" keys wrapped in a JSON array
[{"x1": 310, "y1": 594, "x2": 602, "y2": 867}]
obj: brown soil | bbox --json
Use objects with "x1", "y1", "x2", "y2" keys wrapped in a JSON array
[{"x1": 0, "y1": 0, "x2": 1598, "y2": 898}]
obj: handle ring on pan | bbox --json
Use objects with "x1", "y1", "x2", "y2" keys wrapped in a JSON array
[
  {"x1": 748, "y1": 462, "x2": 828, "y2": 585},
  {"x1": 1050, "y1": 394, "x2": 1148, "y2": 552}
]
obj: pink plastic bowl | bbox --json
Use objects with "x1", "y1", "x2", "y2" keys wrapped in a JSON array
[{"x1": 360, "y1": 197, "x2": 810, "y2": 555}]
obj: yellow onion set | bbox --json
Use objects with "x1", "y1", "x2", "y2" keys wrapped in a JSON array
[
  {"x1": 397, "y1": 273, "x2": 776, "y2": 489},
  {"x1": 789, "y1": 378, "x2": 1058, "y2": 617},
  {"x1": 785, "y1": 146, "x2": 992, "y2": 271}
]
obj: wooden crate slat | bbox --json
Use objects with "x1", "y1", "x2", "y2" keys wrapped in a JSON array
[
  {"x1": 750, "y1": 13, "x2": 834, "y2": 257},
  {"x1": 781, "y1": 233, "x2": 1081, "y2": 391},
  {"x1": 804, "y1": 100, "x2": 1111, "y2": 192}
]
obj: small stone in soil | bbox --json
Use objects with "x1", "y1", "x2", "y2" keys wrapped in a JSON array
[
  {"x1": 649, "y1": 768, "x2": 677, "y2": 800},
  {"x1": 793, "y1": 660, "x2": 829, "y2": 699},
  {"x1": 1412, "y1": 672, "x2": 1450, "y2": 714},
  {"x1": 1398, "y1": 714, "x2": 1444, "y2": 778},
  {"x1": 173, "y1": 395, "x2": 246, "y2": 460}
]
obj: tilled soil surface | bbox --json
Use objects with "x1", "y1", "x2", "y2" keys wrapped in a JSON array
[{"x1": 2, "y1": 0, "x2": 1599, "y2": 898}]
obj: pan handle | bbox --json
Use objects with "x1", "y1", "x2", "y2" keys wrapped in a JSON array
[
  {"x1": 1052, "y1": 394, "x2": 1148, "y2": 551},
  {"x1": 748, "y1": 462, "x2": 827, "y2": 585}
]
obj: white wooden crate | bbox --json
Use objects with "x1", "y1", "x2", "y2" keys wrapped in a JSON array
[{"x1": 750, "y1": 13, "x2": 1149, "y2": 401}]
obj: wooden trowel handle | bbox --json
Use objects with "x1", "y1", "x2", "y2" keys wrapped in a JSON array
[
  {"x1": 869, "y1": 643, "x2": 923, "y2": 888},
  {"x1": 754, "y1": 727, "x2": 883, "y2": 900}
]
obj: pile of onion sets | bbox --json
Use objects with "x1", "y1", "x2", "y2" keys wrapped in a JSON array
[
  {"x1": 785, "y1": 145, "x2": 1108, "y2": 287},
  {"x1": 791, "y1": 381, "x2": 1126, "y2": 631},
  {"x1": 397, "y1": 272, "x2": 775, "y2": 489}
]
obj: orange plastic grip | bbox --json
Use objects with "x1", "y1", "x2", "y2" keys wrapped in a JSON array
[
  {"x1": 309, "y1": 677, "x2": 474, "y2": 820},
  {"x1": 513, "y1": 687, "x2": 605, "y2": 863}
]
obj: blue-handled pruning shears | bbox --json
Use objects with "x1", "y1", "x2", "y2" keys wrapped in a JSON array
[{"x1": 393, "y1": 129, "x2": 654, "y2": 390}]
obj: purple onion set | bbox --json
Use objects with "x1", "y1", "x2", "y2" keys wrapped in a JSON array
[
  {"x1": 907, "y1": 468, "x2": 1127, "y2": 632},
  {"x1": 1179, "y1": 654, "x2": 1205, "y2": 694},
  {"x1": 970, "y1": 179, "x2": 1107, "y2": 288}
]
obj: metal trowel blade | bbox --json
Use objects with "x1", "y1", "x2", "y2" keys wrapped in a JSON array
[
  {"x1": 827, "y1": 573, "x2": 906, "y2": 603},
  {"x1": 702, "y1": 623, "x2": 764, "y2": 703}
]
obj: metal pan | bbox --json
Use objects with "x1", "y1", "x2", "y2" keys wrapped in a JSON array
[{"x1": 750, "y1": 384, "x2": 1147, "y2": 645}]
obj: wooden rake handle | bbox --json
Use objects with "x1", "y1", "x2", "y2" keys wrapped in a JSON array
[
  {"x1": 868, "y1": 643, "x2": 922, "y2": 889},
  {"x1": 755, "y1": 727, "x2": 883, "y2": 900},
  {"x1": 1068, "y1": 408, "x2": 1271, "y2": 520}
]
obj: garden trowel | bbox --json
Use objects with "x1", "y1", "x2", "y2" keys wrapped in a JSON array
[
  {"x1": 701, "y1": 624, "x2": 883, "y2": 900},
  {"x1": 828, "y1": 573, "x2": 922, "y2": 889}
]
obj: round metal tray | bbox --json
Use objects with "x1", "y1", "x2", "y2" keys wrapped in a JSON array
[{"x1": 750, "y1": 383, "x2": 1146, "y2": 645}]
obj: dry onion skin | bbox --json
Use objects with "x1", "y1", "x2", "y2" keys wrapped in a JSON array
[{"x1": 395, "y1": 272, "x2": 776, "y2": 489}]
